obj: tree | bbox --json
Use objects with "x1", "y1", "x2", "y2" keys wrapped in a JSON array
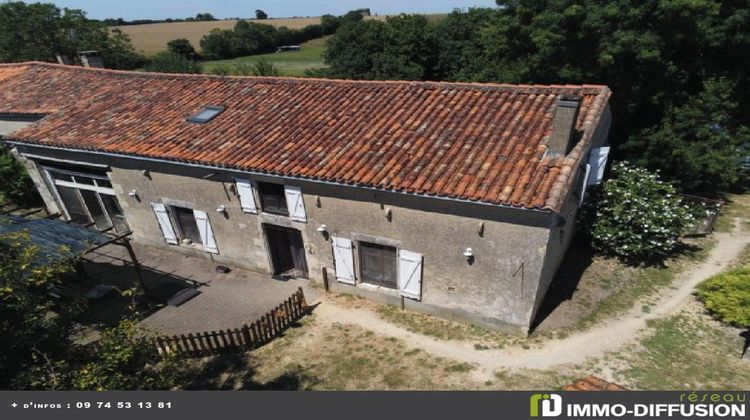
[
  {"x1": 583, "y1": 162, "x2": 693, "y2": 265},
  {"x1": 626, "y1": 79, "x2": 748, "y2": 193},
  {"x1": 0, "y1": 232, "x2": 81, "y2": 388},
  {"x1": 255, "y1": 9, "x2": 268, "y2": 20},
  {"x1": 0, "y1": 2, "x2": 144, "y2": 69},
  {"x1": 0, "y1": 147, "x2": 41, "y2": 206},
  {"x1": 195, "y1": 13, "x2": 215, "y2": 22},
  {"x1": 200, "y1": 28, "x2": 243, "y2": 60},
  {"x1": 167, "y1": 38, "x2": 197, "y2": 59},
  {"x1": 143, "y1": 51, "x2": 202, "y2": 74},
  {"x1": 70, "y1": 319, "x2": 187, "y2": 390},
  {"x1": 324, "y1": 15, "x2": 435, "y2": 80}
]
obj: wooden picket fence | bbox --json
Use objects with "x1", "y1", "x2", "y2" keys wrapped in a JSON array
[{"x1": 153, "y1": 287, "x2": 308, "y2": 356}]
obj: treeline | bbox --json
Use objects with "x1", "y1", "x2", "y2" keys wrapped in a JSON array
[
  {"x1": 321, "y1": 2, "x2": 750, "y2": 194},
  {"x1": 200, "y1": 11, "x2": 365, "y2": 60},
  {"x1": 100, "y1": 13, "x2": 218, "y2": 26}
]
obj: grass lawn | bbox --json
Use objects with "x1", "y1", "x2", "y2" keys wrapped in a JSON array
[
  {"x1": 186, "y1": 316, "x2": 481, "y2": 390},
  {"x1": 612, "y1": 304, "x2": 750, "y2": 390},
  {"x1": 202, "y1": 37, "x2": 328, "y2": 77}
]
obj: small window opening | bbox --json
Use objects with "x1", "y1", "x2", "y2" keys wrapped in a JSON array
[
  {"x1": 258, "y1": 182, "x2": 288, "y2": 215},
  {"x1": 187, "y1": 106, "x2": 225, "y2": 124},
  {"x1": 170, "y1": 206, "x2": 202, "y2": 244}
]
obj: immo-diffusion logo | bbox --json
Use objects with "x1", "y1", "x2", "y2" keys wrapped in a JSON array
[
  {"x1": 528, "y1": 392, "x2": 746, "y2": 418},
  {"x1": 530, "y1": 393, "x2": 563, "y2": 417}
]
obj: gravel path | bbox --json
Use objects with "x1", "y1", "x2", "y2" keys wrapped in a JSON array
[{"x1": 311, "y1": 219, "x2": 748, "y2": 381}]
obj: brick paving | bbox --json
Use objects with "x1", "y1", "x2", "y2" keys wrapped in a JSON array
[{"x1": 82, "y1": 242, "x2": 317, "y2": 335}]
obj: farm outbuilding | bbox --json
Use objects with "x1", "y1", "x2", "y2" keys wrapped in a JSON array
[{"x1": 0, "y1": 62, "x2": 612, "y2": 334}]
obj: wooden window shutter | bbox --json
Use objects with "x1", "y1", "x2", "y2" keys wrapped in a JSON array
[
  {"x1": 284, "y1": 186, "x2": 306, "y2": 222},
  {"x1": 587, "y1": 146, "x2": 610, "y2": 186},
  {"x1": 235, "y1": 179, "x2": 258, "y2": 213},
  {"x1": 193, "y1": 209, "x2": 219, "y2": 254},
  {"x1": 398, "y1": 250, "x2": 423, "y2": 300},
  {"x1": 331, "y1": 237, "x2": 355, "y2": 284},
  {"x1": 151, "y1": 203, "x2": 178, "y2": 245},
  {"x1": 580, "y1": 163, "x2": 591, "y2": 206}
]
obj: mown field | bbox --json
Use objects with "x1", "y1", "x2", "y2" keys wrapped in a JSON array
[
  {"x1": 115, "y1": 16, "x2": 388, "y2": 54},
  {"x1": 202, "y1": 37, "x2": 328, "y2": 77}
]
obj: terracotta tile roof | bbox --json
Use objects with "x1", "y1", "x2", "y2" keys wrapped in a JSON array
[
  {"x1": 1, "y1": 62, "x2": 611, "y2": 211},
  {"x1": 562, "y1": 376, "x2": 629, "y2": 391}
]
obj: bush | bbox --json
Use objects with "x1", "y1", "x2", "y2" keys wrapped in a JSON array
[
  {"x1": 207, "y1": 63, "x2": 231, "y2": 76},
  {"x1": 166, "y1": 38, "x2": 197, "y2": 60},
  {"x1": 698, "y1": 268, "x2": 750, "y2": 328},
  {"x1": 144, "y1": 51, "x2": 202, "y2": 74},
  {"x1": 247, "y1": 59, "x2": 281, "y2": 77},
  {"x1": 584, "y1": 162, "x2": 694, "y2": 265}
]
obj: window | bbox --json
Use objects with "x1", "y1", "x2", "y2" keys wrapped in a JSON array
[
  {"x1": 359, "y1": 242, "x2": 398, "y2": 289},
  {"x1": 44, "y1": 165, "x2": 129, "y2": 233},
  {"x1": 171, "y1": 206, "x2": 202, "y2": 244},
  {"x1": 187, "y1": 106, "x2": 225, "y2": 124},
  {"x1": 258, "y1": 182, "x2": 288, "y2": 215}
]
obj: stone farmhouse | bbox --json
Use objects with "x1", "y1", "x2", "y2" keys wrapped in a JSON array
[{"x1": 0, "y1": 62, "x2": 611, "y2": 333}]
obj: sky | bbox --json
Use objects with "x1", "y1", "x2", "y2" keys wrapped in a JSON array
[{"x1": 23, "y1": 1, "x2": 499, "y2": 20}]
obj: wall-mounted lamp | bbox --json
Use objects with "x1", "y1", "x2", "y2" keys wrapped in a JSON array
[
  {"x1": 463, "y1": 247, "x2": 475, "y2": 264},
  {"x1": 315, "y1": 196, "x2": 321, "y2": 208},
  {"x1": 385, "y1": 208, "x2": 392, "y2": 222},
  {"x1": 216, "y1": 205, "x2": 226, "y2": 213},
  {"x1": 141, "y1": 169, "x2": 150, "y2": 178},
  {"x1": 316, "y1": 224, "x2": 329, "y2": 240},
  {"x1": 128, "y1": 189, "x2": 138, "y2": 197},
  {"x1": 478, "y1": 222, "x2": 484, "y2": 237}
]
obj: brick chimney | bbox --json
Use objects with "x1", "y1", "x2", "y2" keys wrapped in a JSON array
[
  {"x1": 547, "y1": 94, "x2": 581, "y2": 156},
  {"x1": 77, "y1": 51, "x2": 104, "y2": 68}
]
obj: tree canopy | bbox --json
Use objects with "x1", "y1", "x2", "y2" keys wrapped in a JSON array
[{"x1": 0, "y1": 1, "x2": 144, "y2": 69}]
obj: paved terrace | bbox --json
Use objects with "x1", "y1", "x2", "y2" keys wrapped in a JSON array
[{"x1": 81, "y1": 242, "x2": 318, "y2": 335}]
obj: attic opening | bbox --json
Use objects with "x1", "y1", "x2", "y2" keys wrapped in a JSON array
[{"x1": 187, "y1": 106, "x2": 225, "y2": 124}]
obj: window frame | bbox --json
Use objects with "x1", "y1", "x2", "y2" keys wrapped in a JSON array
[
  {"x1": 186, "y1": 105, "x2": 225, "y2": 124},
  {"x1": 41, "y1": 165, "x2": 128, "y2": 233},
  {"x1": 167, "y1": 205, "x2": 202, "y2": 245},
  {"x1": 357, "y1": 241, "x2": 399, "y2": 290},
  {"x1": 257, "y1": 181, "x2": 289, "y2": 216}
]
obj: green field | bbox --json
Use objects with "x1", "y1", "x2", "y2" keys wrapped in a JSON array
[{"x1": 202, "y1": 37, "x2": 328, "y2": 77}]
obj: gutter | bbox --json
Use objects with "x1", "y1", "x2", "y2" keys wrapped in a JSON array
[{"x1": 5, "y1": 140, "x2": 556, "y2": 216}]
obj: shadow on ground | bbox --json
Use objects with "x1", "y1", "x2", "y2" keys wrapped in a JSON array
[
  {"x1": 530, "y1": 234, "x2": 594, "y2": 332},
  {"x1": 73, "y1": 257, "x2": 199, "y2": 327}
]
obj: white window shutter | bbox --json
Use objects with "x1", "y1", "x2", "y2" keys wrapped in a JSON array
[
  {"x1": 398, "y1": 250, "x2": 423, "y2": 300},
  {"x1": 284, "y1": 186, "x2": 306, "y2": 222},
  {"x1": 193, "y1": 209, "x2": 219, "y2": 254},
  {"x1": 580, "y1": 163, "x2": 591, "y2": 206},
  {"x1": 235, "y1": 179, "x2": 257, "y2": 213},
  {"x1": 151, "y1": 203, "x2": 178, "y2": 245},
  {"x1": 331, "y1": 237, "x2": 355, "y2": 284},
  {"x1": 587, "y1": 146, "x2": 611, "y2": 186}
]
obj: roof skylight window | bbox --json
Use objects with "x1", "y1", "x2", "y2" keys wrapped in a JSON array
[{"x1": 187, "y1": 106, "x2": 225, "y2": 124}]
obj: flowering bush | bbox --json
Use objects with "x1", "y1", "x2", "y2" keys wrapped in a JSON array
[{"x1": 584, "y1": 162, "x2": 694, "y2": 265}]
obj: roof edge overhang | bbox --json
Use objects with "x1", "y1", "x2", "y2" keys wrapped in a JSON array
[{"x1": 5, "y1": 140, "x2": 559, "y2": 216}]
